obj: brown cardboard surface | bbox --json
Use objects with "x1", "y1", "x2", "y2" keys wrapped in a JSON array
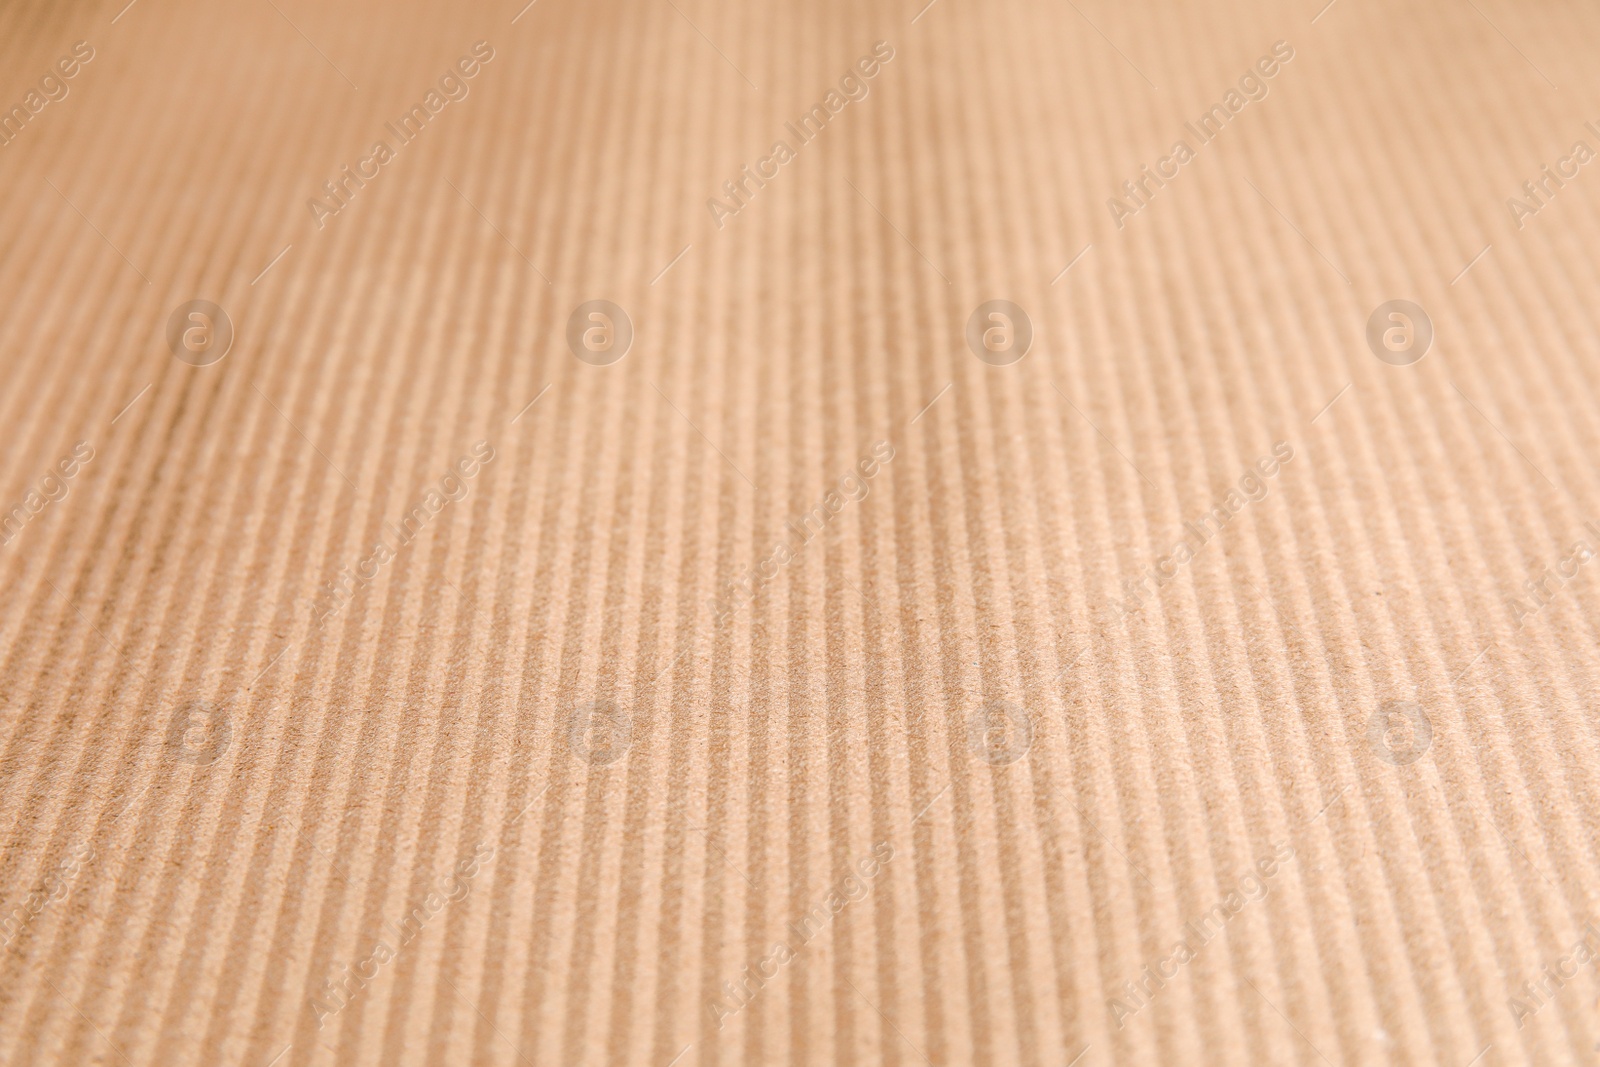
[{"x1": 2, "y1": 0, "x2": 1599, "y2": 1063}]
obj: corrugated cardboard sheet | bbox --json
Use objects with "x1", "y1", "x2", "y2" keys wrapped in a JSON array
[{"x1": 1, "y1": 0, "x2": 1598, "y2": 1062}]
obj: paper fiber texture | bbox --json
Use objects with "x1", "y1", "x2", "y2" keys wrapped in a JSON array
[{"x1": 0, "y1": 0, "x2": 1597, "y2": 1063}]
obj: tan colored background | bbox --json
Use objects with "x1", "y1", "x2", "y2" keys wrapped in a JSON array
[{"x1": 2, "y1": 0, "x2": 1599, "y2": 1063}]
